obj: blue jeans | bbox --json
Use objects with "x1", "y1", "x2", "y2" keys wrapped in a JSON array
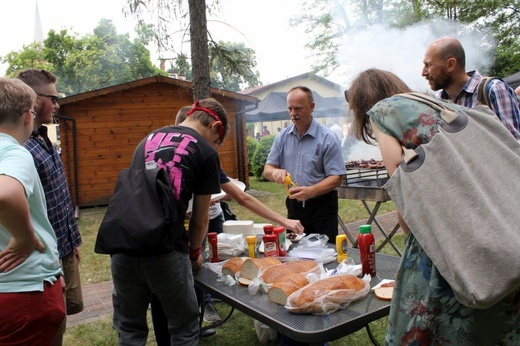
[{"x1": 111, "y1": 251, "x2": 199, "y2": 346}]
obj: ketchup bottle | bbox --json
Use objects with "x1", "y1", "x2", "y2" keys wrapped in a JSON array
[
  {"x1": 273, "y1": 227, "x2": 287, "y2": 256},
  {"x1": 263, "y1": 225, "x2": 274, "y2": 235},
  {"x1": 358, "y1": 225, "x2": 376, "y2": 277},
  {"x1": 207, "y1": 232, "x2": 220, "y2": 262}
]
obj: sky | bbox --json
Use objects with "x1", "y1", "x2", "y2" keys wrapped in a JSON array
[
  {"x1": 0, "y1": 0, "x2": 497, "y2": 91},
  {"x1": 0, "y1": 0, "x2": 311, "y2": 85}
]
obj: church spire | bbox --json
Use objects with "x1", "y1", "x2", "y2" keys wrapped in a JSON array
[{"x1": 34, "y1": 1, "x2": 44, "y2": 43}]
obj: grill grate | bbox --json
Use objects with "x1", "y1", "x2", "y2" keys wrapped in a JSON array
[{"x1": 342, "y1": 160, "x2": 389, "y2": 187}]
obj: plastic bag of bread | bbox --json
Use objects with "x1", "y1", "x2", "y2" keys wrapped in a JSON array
[
  {"x1": 248, "y1": 259, "x2": 322, "y2": 295},
  {"x1": 260, "y1": 260, "x2": 321, "y2": 284},
  {"x1": 285, "y1": 274, "x2": 371, "y2": 315},
  {"x1": 241, "y1": 257, "x2": 282, "y2": 280},
  {"x1": 221, "y1": 257, "x2": 247, "y2": 277}
]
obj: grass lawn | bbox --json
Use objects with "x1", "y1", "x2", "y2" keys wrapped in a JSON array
[{"x1": 65, "y1": 177, "x2": 403, "y2": 345}]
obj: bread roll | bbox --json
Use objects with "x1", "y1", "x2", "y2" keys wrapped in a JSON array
[
  {"x1": 268, "y1": 273, "x2": 309, "y2": 305},
  {"x1": 221, "y1": 257, "x2": 247, "y2": 277},
  {"x1": 287, "y1": 274, "x2": 366, "y2": 314},
  {"x1": 260, "y1": 260, "x2": 318, "y2": 284},
  {"x1": 241, "y1": 257, "x2": 281, "y2": 280},
  {"x1": 374, "y1": 286, "x2": 393, "y2": 301}
]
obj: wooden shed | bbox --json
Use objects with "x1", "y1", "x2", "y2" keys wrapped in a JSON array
[{"x1": 55, "y1": 75, "x2": 257, "y2": 208}]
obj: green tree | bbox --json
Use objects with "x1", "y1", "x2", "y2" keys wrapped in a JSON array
[
  {"x1": 246, "y1": 136, "x2": 258, "y2": 176},
  {"x1": 293, "y1": 0, "x2": 520, "y2": 78},
  {"x1": 126, "y1": 0, "x2": 214, "y2": 99},
  {"x1": 251, "y1": 135, "x2": 275, "y2": 179},
  {"x1": 167, "y1": 41, "x2": 260, "y2": 92},
  {"x1": 3, "y1": 19, "x2": 163, "y2": 95},
  {"x1": 125, "y1": 0, "x2": 261, "y2": 98},
  {"x1": 209, "y1": 41, "x2": 260, "y2": 92},
  {"x1": 2, "y1": 42, "x2": 47, "y2": 73}
]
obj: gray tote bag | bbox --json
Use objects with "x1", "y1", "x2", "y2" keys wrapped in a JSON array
[{"x1": 384, "y1": 92, "x2": 520, "y2": 309}]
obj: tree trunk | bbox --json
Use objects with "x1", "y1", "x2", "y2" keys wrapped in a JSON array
[{"x1": 188, "y1": 0, "x2": 211, "y2": 100}]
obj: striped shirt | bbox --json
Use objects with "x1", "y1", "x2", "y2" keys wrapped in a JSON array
[
  {"x1": 24, "y1": 126, "x2": 82, "y2": 258},
  {"x1": 438, "y1": 70, "x2": 520, "y2": 139}
]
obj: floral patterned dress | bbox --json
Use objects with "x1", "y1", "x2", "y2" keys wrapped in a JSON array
[{"x1": 368, "y1": 96, "x2": 520, "y2": 346}]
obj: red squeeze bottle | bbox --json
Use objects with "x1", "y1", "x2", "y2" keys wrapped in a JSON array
[
  {"x1": 358, "y1": 225, "x2": 376, "y2": 277},
  {"x1": 207, "y1": 232, "x2": 220, "y2": 262},
  {"x1": 273, "y1": 227, "x2": 287, "y2": 256},
  {"x1": 263, "y1": 234, "x2": 278, "y2": 257},
  {"x1": 263, "y1": 225, "x2": 274, "y2": 235}
]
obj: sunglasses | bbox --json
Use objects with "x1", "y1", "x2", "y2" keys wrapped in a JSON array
[
  {"x1": 37, "y1": 93, "x2": 59, "y2": 105},
  {"x1": 186, "y1": 101, "x2": 225, "y2": 142}
]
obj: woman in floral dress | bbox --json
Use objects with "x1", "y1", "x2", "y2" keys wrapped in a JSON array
[{"x1": 347, "y1": 68, "x2": 520, "y2": 345}]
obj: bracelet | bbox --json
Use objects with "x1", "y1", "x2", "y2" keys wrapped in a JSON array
[{"x1": 189, "y1": 246, "x2": 202, "y2": 261}]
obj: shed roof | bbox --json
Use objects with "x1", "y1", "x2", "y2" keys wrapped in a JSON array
[{"x1": 59, "y1": 74, "x2": 257, "y2": 105}]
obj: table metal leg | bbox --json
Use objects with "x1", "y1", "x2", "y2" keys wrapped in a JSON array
[
  {"x1": 198, "y1": 289, "x2": 235, "y2": 331},
  {"x1": 361, "y1": 201, "x2": 402, "y2": 256},
  {"x1": 365, "y1": 324, "x2": 381, "y2": 346},
  {"x1": 337, "y1": 214, "x2": 356, "y2": 245}
]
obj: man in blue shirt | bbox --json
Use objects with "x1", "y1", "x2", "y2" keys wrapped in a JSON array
[
  {"x1": 422, "y1": 36, "x2": 520, "y2": 140},
  {"x1": 264, "y1": 86, "x2": 346, "y2": 243}
]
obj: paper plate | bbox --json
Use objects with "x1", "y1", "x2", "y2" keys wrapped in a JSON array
[{"x1": 188, "y1": 178, "x2": 247, "y2": 212}]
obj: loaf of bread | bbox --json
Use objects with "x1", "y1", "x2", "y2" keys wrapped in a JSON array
[
  {"x1": 221, "y1": 257, "x2": 247, "y2": 277},
  {"x1": 241, "y1": 257, "x2": 282, "y2": 280},
  {"x1": 286, "y1": 274, "x2": 367, "y2": 314},
  {"x1": 260, "y1": 260, "x2": 318, "y2": 284},
  {"x1": 268, "y1": 273, "x2": 309, "y2": 305}
]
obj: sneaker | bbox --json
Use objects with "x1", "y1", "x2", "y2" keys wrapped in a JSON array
[
  {"x1": 200, "y1": 328, "x2": 217, "y2": 338},
  {"x1": 203, "y1": 303, "x2": 222, "y2": 323}
]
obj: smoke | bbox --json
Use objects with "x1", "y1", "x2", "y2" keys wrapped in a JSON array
[
  {"x1": 345, "y1": 140, "x2": 382, "y2": 161},
  {"x1": 334, "y1": 19, "x2": 496, "y2": 92}
]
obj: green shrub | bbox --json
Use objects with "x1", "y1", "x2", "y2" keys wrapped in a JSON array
[
  {"x1": 246, "y1": 136, "x2": 257, "y2": 176},
  {"x1": 251, "y1": 134, "x2": 275, "y2": 179}
]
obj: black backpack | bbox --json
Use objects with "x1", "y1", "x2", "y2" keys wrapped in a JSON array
[{"x1": 94, "y1": 138, "x2": 181, "y2": 257}]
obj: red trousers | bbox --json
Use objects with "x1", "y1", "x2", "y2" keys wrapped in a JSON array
[{"x1": 0, "y1": 279, "x2": 66, "y2": 346}]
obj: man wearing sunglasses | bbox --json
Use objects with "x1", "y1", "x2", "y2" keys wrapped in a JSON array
[{"x1": 16, "y1": 69, "x2": 83, "y2": 346}]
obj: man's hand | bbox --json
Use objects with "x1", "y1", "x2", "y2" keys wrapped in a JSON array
[
  {"x1": 0, "y1": 235, "x2": 45, "y2": 272},
  {"x1": 190, "y1": 254, "x2": 203, "y2": 271},
  {"x1": 272, "y1": 169, "x2": 288, "y2": 184},
  {"x1": 287, "y1": 186, "x2": 314, "y2": 202}
]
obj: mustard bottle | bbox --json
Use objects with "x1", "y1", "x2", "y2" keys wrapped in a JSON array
[
  {"x1": 246, "y1": 235, "x2": 257, "y2": 258},
  {"x1": 336, "y1": 234, "x2": 348, "y2": 263},
  {"x1": 284, "y1": 174, "x2": 297, "y2": 195}
]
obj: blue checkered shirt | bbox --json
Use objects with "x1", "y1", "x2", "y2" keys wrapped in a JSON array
[
  {"x1": 438, "y1": 70, "x2": 520, "y2": 140},
  {"x1": 24, "y1": 126, "x2": 82, "y2": 258}
]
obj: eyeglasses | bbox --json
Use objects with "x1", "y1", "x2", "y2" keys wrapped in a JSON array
[
  {"x1": 186, "y1": 100, "x2": 225, "y2": 142},
  {"x1": 20, "y1": 109, "x2": 37, "y2": 118},
  {"x1": 344, "y1": 89, "x2": 349, "y2": 102},
  {"x1": 37, "y1": 93, "x2": 59, "y2": 105}
]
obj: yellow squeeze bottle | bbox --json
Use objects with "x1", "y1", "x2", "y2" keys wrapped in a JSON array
[
  {"x1": 246, "y1": 236, "x2": 257, "y2": 258},
  {"x1": 284, "y1": 174, "x2": 298, "y2": 195},
  {"x1": 336, "y1": 234, "x2": 348, "y2": 263}
]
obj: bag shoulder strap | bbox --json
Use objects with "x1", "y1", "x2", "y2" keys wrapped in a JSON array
[
  {"x1": 396, "y1": 93, "x2": 459, "y2": 124},
  {"x1": 129, "y1": 138, "x2": 146, "y2": 170},
  {"x1": 477, "y1": 76, "x2": 494, "y2": 108}
]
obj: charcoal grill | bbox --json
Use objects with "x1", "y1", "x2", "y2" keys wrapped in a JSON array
[{"x1": 337, "y1": 167, "x2": 402, "y2": 256}]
